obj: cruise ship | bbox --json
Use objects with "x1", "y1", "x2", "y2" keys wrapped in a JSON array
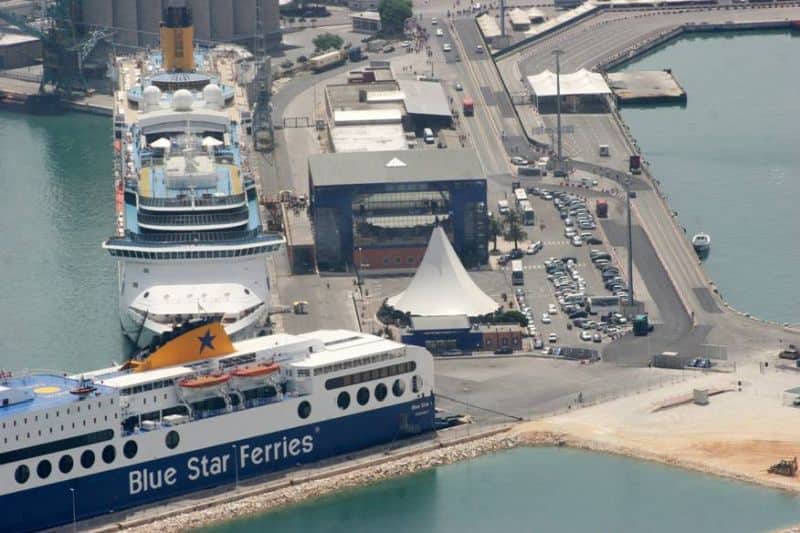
[
  {"x1": 0, "y1": 324, "x2": 435, "y2": 532},
  {"x1": 103, "y1": 6, "x2": 283, "y2": 348}
]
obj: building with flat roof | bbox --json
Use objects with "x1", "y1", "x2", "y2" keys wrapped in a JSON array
[
  {"x1": 351, "y1": 11, "x2": 381, "y2": 33},
  {"x1": 527, "y1": 69, "x2": 612, "y2": 113},
  {"x1": 308, "y1": 149, "x2": 488, "y2": 272},
  {"x1": 0, "y1": 28, "x2": 41, "y2": 69}
]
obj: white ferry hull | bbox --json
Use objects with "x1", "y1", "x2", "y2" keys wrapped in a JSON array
[{"x1": 0, "y1": 396, "x2": 435, "y2": 533}]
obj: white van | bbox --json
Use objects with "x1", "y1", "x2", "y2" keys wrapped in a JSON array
[{"x1": 423, "y1": 128, "x2": 435, "y2": 144}]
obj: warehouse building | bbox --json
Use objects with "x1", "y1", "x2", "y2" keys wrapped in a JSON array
[
  {"x1": 78, "y1": 0, "x2": 282, "y2": 50},
  {"x1": 308, "y1": 149, "x2": 488, "y2": 273},
  {"x1": 0, "y1": 28, "x2": 41, "y2": 69}
]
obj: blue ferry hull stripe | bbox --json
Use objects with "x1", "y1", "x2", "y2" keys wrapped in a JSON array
[{"x1": 1, "y1": 396, "x2": 435, "y2": 533}]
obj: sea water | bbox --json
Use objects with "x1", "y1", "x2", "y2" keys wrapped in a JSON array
[{"x1": 203, "y1": 447, "x2": 800, "y2": 533}]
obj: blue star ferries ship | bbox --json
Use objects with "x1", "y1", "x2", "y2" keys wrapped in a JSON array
[
  {"x1": 0, "y1": 324, "x2": 435, "y2": 532},
  {"x1": 103, "y1": 5, "x2": 283, "y2": 348}
]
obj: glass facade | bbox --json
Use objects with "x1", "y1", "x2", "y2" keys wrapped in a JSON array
[{"x1": 312, "y1": 178, "x2": 488, "y2": 272}]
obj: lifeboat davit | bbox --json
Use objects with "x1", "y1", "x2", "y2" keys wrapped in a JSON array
[
  {"x1": 180, "y1": 373, "x2": 230, "y2": 389},
  {"x1": 231, "y1": 363, "x2": 280, "y2": 378}
]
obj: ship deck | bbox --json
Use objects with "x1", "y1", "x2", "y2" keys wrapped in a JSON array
[{"x1": 0, "y1": 374, "x2": 115, "y2": 418}]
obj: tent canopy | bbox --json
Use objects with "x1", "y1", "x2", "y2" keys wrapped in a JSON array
[
  {"x1": 150, "y1": 137, "x2": 172, "y2": 149},
  {"x1": 527, "y1": 69, "x2": 611, "y2": 97},
  {"x1": 202, "y1": 136, "x2": 223, "y2": 147},
  {"x1": 387, "y1": 226, "x2": 498, "y2": 317}
]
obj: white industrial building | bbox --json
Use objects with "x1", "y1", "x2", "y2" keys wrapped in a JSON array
[{"x1": 526, "y1": 69, "x2": 612, "y2": 113}]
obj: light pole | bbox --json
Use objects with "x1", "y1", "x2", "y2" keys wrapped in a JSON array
[
  {"x1": 625, "y1": 178, "x2": 634, "y2": 305},
  {"x1": 69, "y1": 487, "x2": 76, "y2": 532},
  {"x1": 552, "y1": 49, "x2": 564, "y2": 174},
  {"x1": 232, "y1": 444, "x2": 239, "y2": 489}
]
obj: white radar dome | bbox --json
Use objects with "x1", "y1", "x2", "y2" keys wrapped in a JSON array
[
  {"x1": 202, "y1": 83, "x2": 224, "y2": 110},
  {"x1": 142, "y1": 85, "x2": 162, "y2": 110},
  {"x1": 172, "y1": 89, "x2": 194, "y2": 111}
]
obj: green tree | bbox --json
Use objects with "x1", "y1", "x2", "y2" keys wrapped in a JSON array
[
  {"x1": 488, "y1": 216, "x2": 504, "y2": 252},
  {"x1": 312, "y1": 32, "x2": 344, "y2": 51},
  {"x1": 378, "y1": 0, "x2": 412, "y2": 36},
  {"x1": 504, "y1": 210, "x2": 526, "y2": 250}
]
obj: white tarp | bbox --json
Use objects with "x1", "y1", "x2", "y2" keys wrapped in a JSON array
[
  {"x1": 387, "y1": 226, "x2": 498, "y2": 317},
  {"x1": 527, "y1": 69, "x2": 612, "y2": 97}
]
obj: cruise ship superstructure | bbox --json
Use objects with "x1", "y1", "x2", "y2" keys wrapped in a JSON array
[
  {"x1": 0, "y1": 325, "x2": 435, "y2": 532},
  {"x1": 103, "y1": 6, "x2": 283, "y2": 348}
]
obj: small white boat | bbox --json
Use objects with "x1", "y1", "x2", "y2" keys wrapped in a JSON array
[{"x1": 692, "y1": 233, "x2": 711, "y2": 255}]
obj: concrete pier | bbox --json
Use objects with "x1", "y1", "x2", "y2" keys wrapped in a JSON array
[{"x1": 607, "y1": 70, "x2": 687, "y2": 106}]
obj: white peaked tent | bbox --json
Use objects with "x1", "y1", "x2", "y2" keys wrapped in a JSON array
[{"x1": 387, "y1": 227, "x2": 499, "y2": 317}]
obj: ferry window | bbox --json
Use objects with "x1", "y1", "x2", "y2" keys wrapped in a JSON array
[
  {"x1": 80, "y1": 450, "x2": 95, "y2": 469},
  {"x1": 297, "y1": 401, "x2": 311, "y2": 420},
  {"x1": 412, "y1": 375, "x2": 423, "y2": 393},
  {"x1": 337, "y1": 391, "x2": 350, "y2": 410},
  {"x1": 143, "y1": 383, "x2": 153, "y2": 391},
  {"x1": 37, "y1": 459, "x2": 52, "y2": 479},
  {"x1": 375, "y1": 383, "x2": 388, "y2": 402},
  {"x1": 357, "y1": 387, "x2": 370, "y2": 406},
  {"x1": 102, "y1": 445, "x2": 116, "y2": 464},
  {"x1": 59, "y1": 455, "x2": 73, "y2": 474},
  {"x1": 123, "y1": 440, "x2": 138, "y2": 459},
  {"x1": 165, "y1": 430, "x2": 180, "y2": 450},
  {"x1": 392, "y1": 379, "x2": 405, "y2": 397},
  {"x1": 14, "y1": 464, "x2": 29, "y2": 484}
]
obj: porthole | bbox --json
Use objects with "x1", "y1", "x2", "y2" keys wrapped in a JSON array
[
  {"x1": 412, "y1": 375, "x2": 423, "y2": 393},
  {"x1": 59, "y1": 455, "x2": 74, "y2": 474},
  {"x1": 14, "y1": 464, "x2": 29, "y2": 484},
  {"x1": 37, "y1": 459, "x2": 52, "y2": 479},
  {"x1": 80, "y1": 450, "x2": 95, "y2": 469},
  {"x1": 392, "y1": 379, "x2": 405, "y2": 397},
  {"x1": 123, "y1": 440, "x2": 138, "y2": 459},
  {"x1": 357, "y1": 387, "x2": 370, "y2": 406},
  {"x1": 102, "y1": 445, "x2": 116, "y2": 464},
  {"x1": 337, "y1": 391, "x2": 350, "y2": 410},
  {"x1": 375, "y1": 383, "x2": 388, "y2": 402},
  {"x1": 165, "y1": 430, "x2": 180, "y2": 449},
  {"x1": 298, "y1": 400, "x2": 311, "y2": 419}
]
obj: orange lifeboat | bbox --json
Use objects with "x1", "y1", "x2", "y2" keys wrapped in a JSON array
[
  {"x1": 231, "y1": 363, "x2": 280, "y2": 378},
  {"x1": 180, "y1": 373, "x2": 230, "y2": 388}
]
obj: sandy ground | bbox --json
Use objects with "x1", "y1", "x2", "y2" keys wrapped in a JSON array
[{"x1": 512, "y1": 361, "x2": 800, "y2": 493}]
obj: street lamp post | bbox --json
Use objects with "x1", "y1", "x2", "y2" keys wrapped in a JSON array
[
  {"x1": 626, "y1": 178, "x2": 634, "y2": 305},
  {"x1": 69, "y1": 488, "x2": 76, "y2": 533},
  {"x1": 552, "y1": 49, "x2": 564, "y2": 174},
  {"x1": 232, "y1": 444, "x2": 239, "y2": 489}
]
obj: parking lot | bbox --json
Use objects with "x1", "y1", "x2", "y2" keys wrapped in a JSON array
[{"x1": 493, "y1": 185, "x2": 633, "y2": 351}]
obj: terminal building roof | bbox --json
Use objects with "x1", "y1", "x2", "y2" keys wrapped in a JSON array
[
  {"x1": 527, "y1": 68, "x2": 611, "y2": 97},
  {"x1": 308, "y1": 148, "x2": 484, "y2": 187},
  {"x1": 397, "y1": 80, "x2": 452, "y2": 117}
]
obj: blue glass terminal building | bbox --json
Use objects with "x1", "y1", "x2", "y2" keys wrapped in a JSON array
[{"x1": 308, "y1": 149, "x2": 488, "y2": 273}]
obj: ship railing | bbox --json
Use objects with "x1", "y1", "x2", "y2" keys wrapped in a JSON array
[
  {"x1": 110, "y1": 228, "x2": 272, "y2": 244},
  {"x1": 137, "y1": 208, "x2": 250, "y2": 227},
  {"x1": 138, "y1": 193, "x2": 247, "y2": 209}
]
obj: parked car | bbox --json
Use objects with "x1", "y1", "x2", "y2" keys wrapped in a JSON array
[
  {"x1": 580, "y1": 330, "x2": 592, "y2": 341},
  {"x1": 509, "y1": 248, "x2": 524, "y2": 260},
  {"x1": 592, "y1": 332, "x2": 602, "y2": 343},
  {"x1": 541, "y1": 313, "x2": 551, "y2": 324},
  {"x1": 548, "y1": 304, "x2": 558, "y2": 314},
  {"x1": 586, "y1": 236, "x2": 603, "y2": 245},
  {"x1": 534, "y1": 337, "x2": 544, "y2": 349},
  {"x1": 548, "y1": 333, "x2": 558, "y2": 343},
  {"x1": 497, "y1": 254, "x2": 510, "y2": 265},
  {"x1": 494, "y1": 346, "x2": 513, "y2": 355},
  {"x1": 510, "y1": 156, "x2": 529, "y2": 166}
]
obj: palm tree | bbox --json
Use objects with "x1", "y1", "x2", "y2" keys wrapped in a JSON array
[
  {"x1": 504, "y1": 210, "x2": 526, "y2": 251},
  {"x1": 488, "y1": 216, "x2": 504, "y2": 252}
]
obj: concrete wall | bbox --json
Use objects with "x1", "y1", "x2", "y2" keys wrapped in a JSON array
[
  {"x1": 234, "y1": 0, "x2": 257, "y2": 42},
  {"x1": 113, "y1": 0, "x2": 139, "y2": 47},
  {"x1": 81, "y1": 0, "x2": 114, "y2": 29},
  {"x1": 137, "y1": 0, "x2": 163, "y2": 47},
  {"x1": 210, "y1": 0, "x2": 235, "y2": 42},
  {"x1": 187, "y1": 0, "x2": 211, "y2": 42}
]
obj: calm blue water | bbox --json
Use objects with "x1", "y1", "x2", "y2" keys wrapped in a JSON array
[
  {"x1": 618, "y1": 31, "x2": 800, "y2": 324},
  {"x1": 0, "y1": 110, "x2": 124, "y2": 373},
  {"x1": 204, "y1": 446, "x2": 800, "y2": 533}
]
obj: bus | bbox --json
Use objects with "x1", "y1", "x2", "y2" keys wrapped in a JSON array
[
  {"x1": 520, "y1": 200, "x2": 535, "y2": 225},
  {"x1": 511, "y1": 259, "x2": 524, "y2": 285},
  {"x1": 513, "y1": 187, "x2": 528, "y2": 207}
]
